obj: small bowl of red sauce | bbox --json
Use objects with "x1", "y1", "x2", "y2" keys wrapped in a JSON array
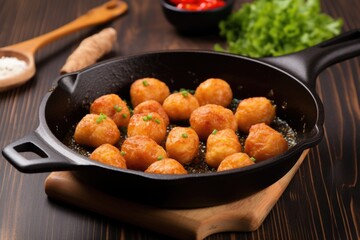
[{"x1": 161, "y1": 0, "x2": 234, "y2": 34}]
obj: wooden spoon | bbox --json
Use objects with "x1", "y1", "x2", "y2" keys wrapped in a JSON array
[{"x1": 0, "y1": 0, "x2": 128, "y2": 92}]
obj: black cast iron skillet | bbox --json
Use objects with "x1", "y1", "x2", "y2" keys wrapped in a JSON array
[{"x1": 3, "y1": 29, "x2": 360, "y2": 208}]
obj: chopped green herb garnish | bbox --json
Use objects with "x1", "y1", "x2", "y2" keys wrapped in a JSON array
[
  {"x1": 122, "y1": 113, "x2": 127, "y2": 119},
  {"x1": 212, "y1": 129, "x2": 218, "y2": 135},
  {"x1": 142, "y1": 80, "x2": 149, "y2": 86},
  {"x1": 174, "y1": 88, "x2": 195, "y2": 94},
  {"x1": 96, "y1": 113, "x2": 107, "y2": 123},
  {"x1": 181, "y1": 90, "x2": 189, "y2": 97},
  {"x1": 154, "y1": 119, "x2": 161, "y2": 124},
  {"x1": 250, "y1": 157, "x2": 256, "y2": 162},
  {"x1": 121, "y1": 151, "x2": 126, "y2": 156},
  {"x1": 142, "y1": 114, "x2": 153, "y2": 121},
  {"x1": 157, "y1": 156, "x2": 163, "y2": 160},
  {"x1": 114, "y1": 105, "x2": 122, "y2": 112},
  {"x1": 182, "y1": 133, "x2": 188, "y2": 138}
]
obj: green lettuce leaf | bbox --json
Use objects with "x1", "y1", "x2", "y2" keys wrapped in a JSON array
[{"x1": 216, "y1": 0, "x2": 343, "y2": 57}]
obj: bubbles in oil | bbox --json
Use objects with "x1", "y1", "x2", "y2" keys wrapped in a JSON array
[
  {"x1": 62, "y1": 96, "x2": 298, "y2": 174},
  {"x1": 267, "y1": 89, "x2": 274, "y2": 98},
  {"x1": 281, "y1": 101, "x2": 288, "y2": 110}
]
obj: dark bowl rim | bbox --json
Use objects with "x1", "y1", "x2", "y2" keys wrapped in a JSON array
[{"x1": 161, "y1": 0, "x2": 235, "y2": 13}]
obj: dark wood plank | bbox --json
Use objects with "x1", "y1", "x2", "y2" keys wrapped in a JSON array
[{"x1": 0, "y1": 0, "x2": 359, "y2": 239}]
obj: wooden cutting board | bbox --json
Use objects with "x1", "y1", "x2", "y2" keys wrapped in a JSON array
[{"x1": 45, "y1": 149, "x2": 309, "y2": 240}]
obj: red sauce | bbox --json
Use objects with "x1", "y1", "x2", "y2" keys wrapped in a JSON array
[{"x1": 169, "y1": 0, "x2": 226, "y2": 11}]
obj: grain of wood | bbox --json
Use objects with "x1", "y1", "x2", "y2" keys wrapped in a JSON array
[{"x1": 0, "y1": 0, "x2": 359, "y2": 239}]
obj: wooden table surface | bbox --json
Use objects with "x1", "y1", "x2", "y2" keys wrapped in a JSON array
[{"x1": 1, "y1": 0, "x2": 359, "y2": 239}]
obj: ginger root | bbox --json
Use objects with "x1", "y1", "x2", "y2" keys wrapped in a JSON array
[{"x1": 60, "y1": 27, "x2": 117, "y2": 73}]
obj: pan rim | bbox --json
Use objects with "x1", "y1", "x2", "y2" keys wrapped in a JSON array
[{"x1": 39, "y1": 49, "x2": 325, "y2": 180}]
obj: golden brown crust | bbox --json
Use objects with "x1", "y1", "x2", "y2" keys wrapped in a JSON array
[
  {"x1": 217, "y1": 152, "x2": 255, "y2": 172},
  {"x1": 130, "y1": 78, "x2": 170, "y2": 107},
  {"x1": 74, "y1": 114, "x2": 120, "y2": 148},
  {"x1": 189, "y1": 104, "x2": 237, "y2": 140},
  {"x1": 90, "y1": 94, "x2": 130, "y2": 127},
  {"x1": 165, "y1": 127, "x2": 199, "y2": 165},
  {"x1": 205, "y1": 129, "x2": 241, "y2": 168},
  {"x1": 194, "y1": 78, "x2": 233, "y2": 107},
  {"x1": 244, "y1": 123, "x2": 288, "y2": 161},
  {"x1": 121, "y1": 135, "x2": 167, "y2": 171},
  {"x1": 90, "y1": 143, "x2": 127, "y2": 169},
  {"x1": 75, "y1": 78, "x2": 292, "y2": 173},
  {"x1": 162, "y1": 92, "x2": 199, "y2": 121},
  {"x1": 145, "y1": 158, "x2": 188, "y2": 174},
  {"x1": 127, "y1": 112, "x2": 167, "y2": 144},
  {"x1": 133, "y1": 100, "x2": 170, "y2": 126},
  {"x1": 235, "y1": 97, "x2": 275, "y2": 133}
]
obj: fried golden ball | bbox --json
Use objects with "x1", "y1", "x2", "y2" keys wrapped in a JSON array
[
  {"x1": 90, "y1": 143, "x2": 127, "y2": 169},
  {"x1": 127, "y1": 112, "x2": 167, "y2": 144},
  {"x1": 133, "y1": 100, "x2": 170, "y2": 126},
  {"x1": 90, "y1": 94, "x2": 130, "y2": 127},
  {"x1": 189, "y1": 104, "x2": 237, "y2": 140},
  {"x1": 130, "y1": 77, "x2": 170, "y2": 107},
  {"x1": 194, "y1": 78, "x2": 233, "y2": 107},
  {"x1": 244, "y1": 123, "x2": 288, "y2": 162},
  {"x1": 121, "y1": 135, "x2": 167, "y2": 171},
  {"x1": 205, "y1": 129, "x2": 241, "y2": 168},
  {"x1": 217, "y1": 152, "x2": 255, "y2": 172},
  {"x1": 165, "y1": 127, "x2": 199, "y2": 165},
  {"x1": 74, "y1": 114, "x2": 120, "y2": 148},
  {"x1": 162, "y1": 91, "x2": 199, "y2": 121},
  {"x1": 235, "y1": 97, "x2": 276, "y2": 133},
  {"x1": 145, "y1": 158, "x2": 188, "y2": 175}
]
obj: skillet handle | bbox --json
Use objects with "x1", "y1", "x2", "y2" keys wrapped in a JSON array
[
  {"x1": 262, "y1": 29, "x2": 360, "y2": 88},
  {"x1": 2, "y1": 132, "x2": 78, "y2": 173}
]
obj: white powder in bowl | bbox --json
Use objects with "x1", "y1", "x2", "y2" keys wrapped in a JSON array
[{"x1": 0, "y1": 56, "x2": 27, "y2": 80}]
